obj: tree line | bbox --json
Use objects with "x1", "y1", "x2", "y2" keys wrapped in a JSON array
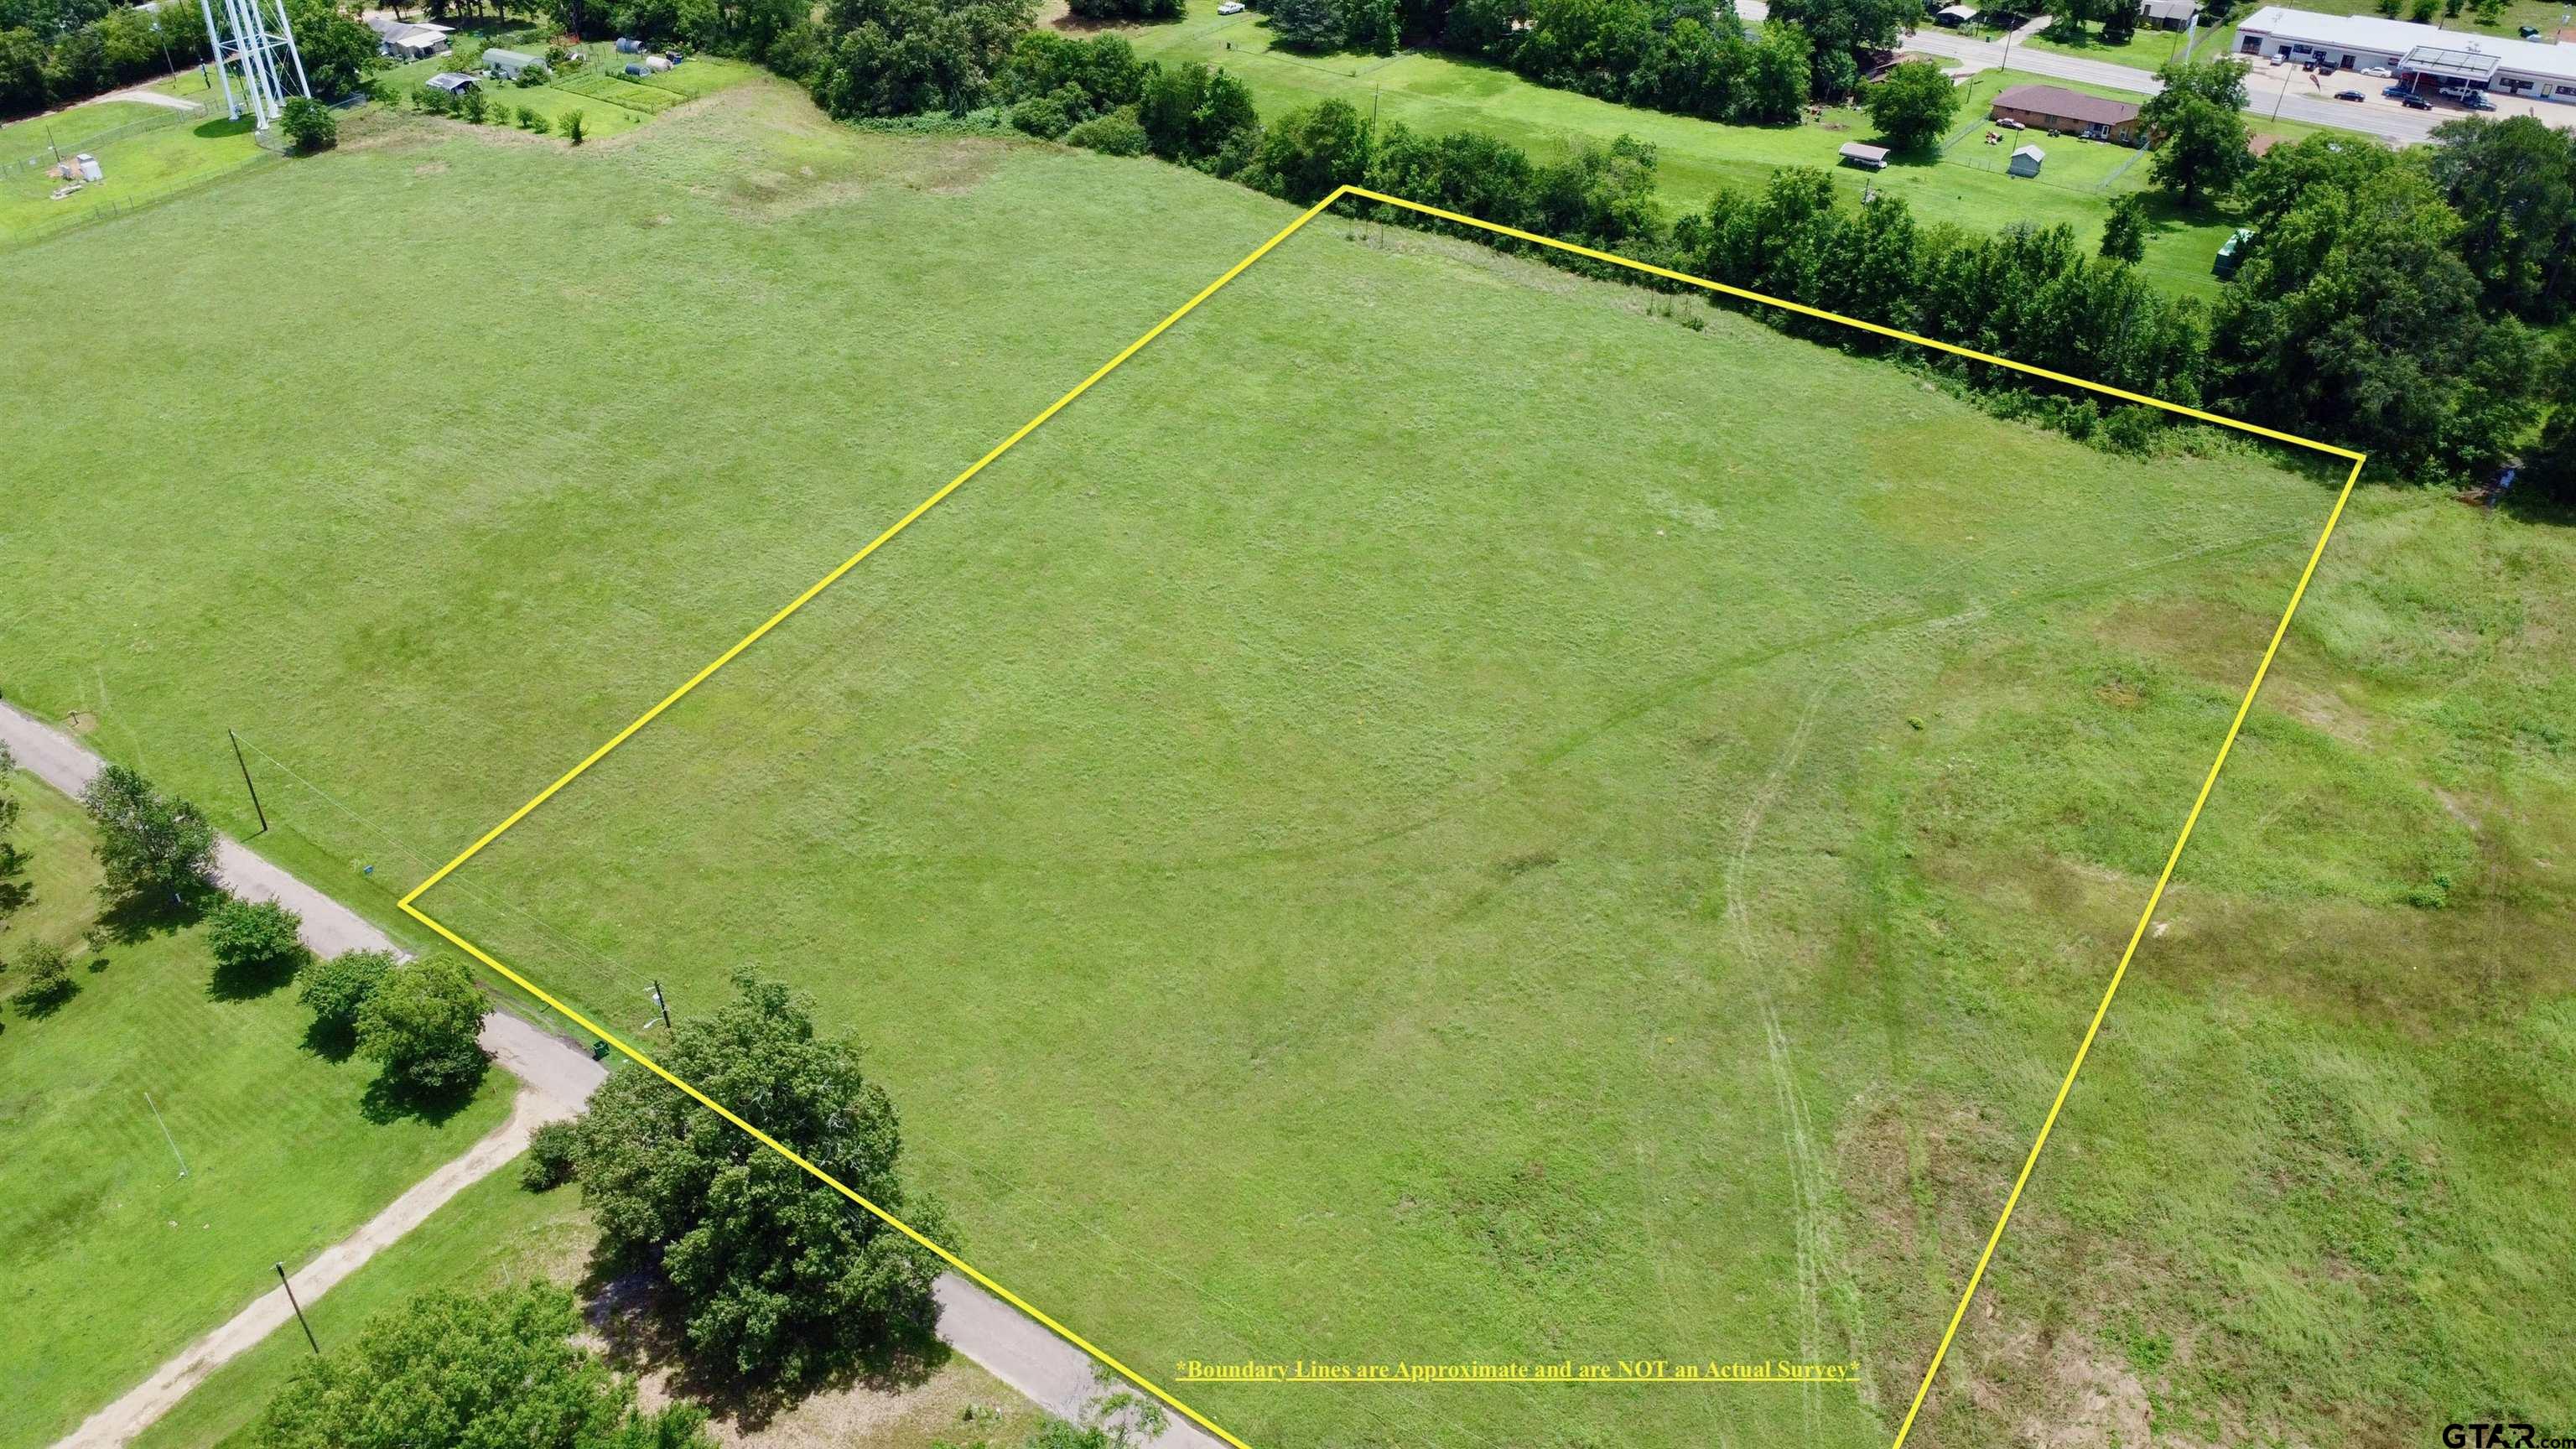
[{"x1": 0, "y1": 0, "x2": 376, "y2": 120}]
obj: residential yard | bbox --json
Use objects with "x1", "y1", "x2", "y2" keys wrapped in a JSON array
[
  {"x1": 0, "y1": 780, "x2": 513, "y2": 1448},
  {"x1": 0, "y1": 109, "x2": 273, "y2": 243},
  {"x1": 126, "y1": 1166, "x2": 1057, "y2": 1449},
  {"x1": 2, "y1": 73, "x2": 2568, "y2": 1449}
]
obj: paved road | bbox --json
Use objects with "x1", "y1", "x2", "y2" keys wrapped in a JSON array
[{"x1": 3, "y1": 701, "x2": 1221, "y2": 1448}]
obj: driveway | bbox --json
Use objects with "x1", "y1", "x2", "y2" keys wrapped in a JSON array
[{"x1": 3, "y1": 699, "x2": 1220, "y2": 1448}]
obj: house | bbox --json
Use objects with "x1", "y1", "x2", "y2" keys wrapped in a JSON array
[
  {"x1": 2137, "y1": 0, "x2": 2197, "y2": 29},
  {"x1": 1839, "y1": 141, "x2": 1892, "y2": 169},
  {"x1": 1935, "y1": 4, "x2": 1980, "y2": 25},
  {"x1": 2007, "y1": 143, "x2": 2045, "y2": 176},
  {"x1": 2234, "y1": 5, "x2": 2576, "y2": 103},
  {"x1": 366, "y1": 15, "x2": 452, "y2": 58},
  {"x1": 1989, "y1": 82, "x2": 2146, "y2": 143},
  {"x1": 481, "y1": 47, "x2": 545, "y2": 80},
  {"x1": 424, "y1": 71, "x2": 479, "y2": 95}
]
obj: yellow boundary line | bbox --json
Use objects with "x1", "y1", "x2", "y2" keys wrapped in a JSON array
[{"x1": 398, "y1": 183, "x2": 2366, "y2": 1449}]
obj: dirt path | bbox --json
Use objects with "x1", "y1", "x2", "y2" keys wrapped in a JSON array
[
  {"x1": 53, "y1": 1085, "x2": 591, "y2": 1448},
  {"x1": 3, "y1": 700, "x2": 1223, "y2": 1448}
]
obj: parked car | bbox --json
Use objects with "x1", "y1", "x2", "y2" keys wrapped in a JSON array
[
  {"x1": 1995, "y1": 116, "x2": 2025, "y2": 129},
  {"x1": 2360, "y1": 65, "x2": 2390, "y2": 76},
  {"x1": 2334, "y1": 88, "x2": 2365, "y2": 101},
  {"x1": 2465, "y1": 92, "x2": 2496, "y2": 109},
  {"x1": 2401, "y1": 94, "x2": 2433, "y2": 108},
  {"x1": 1218, "y1": 1, "x2": 1244, "y2": 10}
]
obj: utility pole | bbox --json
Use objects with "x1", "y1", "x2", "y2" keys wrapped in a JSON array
[
  {"x1": 652, "y1": 980, "x2": 672, "y2": 1031},
  {"x1": 276, "y1": 1264, "x2": 319, "y2": 1355},
  {"x1": 228, "y1": 729, "x2": 268, "y2": 835}
]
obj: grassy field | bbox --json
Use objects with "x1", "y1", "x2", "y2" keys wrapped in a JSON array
[
  {"x1": 1108, "y1": 0, "x2": 2327, "y2": 297},
  {"x1": 2, "y1": 75, "x2": 2569, "y2": 1448},
  {"x1": 0, "y1": 779, "x2": 513, "y2": 1447},
  {"x1": 128, "y1": 1166, "x2": 1056, "y2": 1449},
  {"x1": 0, "y1": 107, "x2": 273, "y2": 243},
  {"x1": 364, "y1": 27, "x2": 758, "y2": 143}
]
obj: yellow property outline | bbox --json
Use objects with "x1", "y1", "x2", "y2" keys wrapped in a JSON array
[{"x1": 397, "y1": 183, "x2": 2369, "y2": 1449}]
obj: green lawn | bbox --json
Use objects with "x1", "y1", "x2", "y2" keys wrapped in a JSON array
[
  {"x1": 1108, "y1": 0, "x2": 2332, "y2": 297},
  {"x1": 2, "y1": 74, "x2": 2569, "y2": 1449},
  {"x1": 0, "y1": 109, "x2": 274, "y2": 243},
  {"x1": 130, "y1": 1159, "x2": 1057, "y2": 1449},
  {"x1": 2015, "y1": 16, "x2": 2205, "y2": 73},
  {"x1": 0, "y1": 779, "x2": 513, "y2": 1447},
  {"x1": 367, "y1": 41, "x2": 756, "y2": 143}
]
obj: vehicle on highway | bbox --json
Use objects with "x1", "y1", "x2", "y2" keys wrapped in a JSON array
[
  {"x1": 2335, "y1": 89, "x2": 2365, "y2": 101},
  {"x1": 2402, "y1": 94, "x2": 2433, "y2": 108}
]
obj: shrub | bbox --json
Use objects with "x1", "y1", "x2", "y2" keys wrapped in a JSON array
[
  {"x1": 564, "y1": 108, "x2": 585, "y2": 143},
  {"x1": 460, "y1": 87, "x2": 487, "y2": 122},
  {"x1": 207, "y1": 896, "x2": 307, "y2": 983},
  {"x1": 521, "y1": 1119, "x2": 579, "y2": 1191},
  {"x1": 515, "y1": 104, "x2": 536, "y2": 127},
  {"x1": 279, "y1": 96, "x2": 336, "y2": 153},
  {"x1": 1011, "y1": 91, "x2": 1072, "y2": 139},
  {"x1": 10, "y1": 938, "x2": 72, "y2": 1003},
  {"x1": 300, "y1": 948, "x2": 394, "y2": 1035},
  {"x1": 1063, "y1": 106, "x2": 1147, "y2": 156},
  {"x1": 527, "y1": 110, "x2": 551, "y2": 134}
]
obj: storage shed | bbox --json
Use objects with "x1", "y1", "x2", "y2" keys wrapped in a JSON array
[
  {"x1": 425, "y1": 71, "x2": 480, "y2": 94},
  {"x1": 2007, "y1": 143, "x2": 2044, "y2": 176},
  {"x1": 481, "y1": 47, "x2": 545, "y2": 79},
  {"x1": 1838, "y1": 142, "x2": 1892, "y2": 169},
  {"x1": 1935, "y1": 3, "x2": 1980, "y2": 23}
]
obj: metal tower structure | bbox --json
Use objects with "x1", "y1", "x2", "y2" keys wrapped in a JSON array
[{"x1": 196, "y1": 0, "x2": 310, "y2": 131}]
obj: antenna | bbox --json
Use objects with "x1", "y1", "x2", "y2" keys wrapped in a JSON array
[{"x1": 197, "y1": 0, "x2": 309, "y2": 129}]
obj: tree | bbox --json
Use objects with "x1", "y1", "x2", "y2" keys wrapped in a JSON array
[
  {"x1": 1244, "y1": 96, "x2": 1371, "y2": 202},
  {"x1": 2212, "y1": 162, "x2": 2539, "y2": 478},
  {"x1": 280, "y1": 0, "x2": 382, "y2": 97},
  {"x1": 2425, "y1": 114, "x2": 2576, "y2": 321},
  {"x1": 1765, "y1": 0, "x2": 1910, "y2": 96},
  {"x1": 2139, "y1": 57, "x2": 2253, "y2": 205},
  {"x1": 522, "y1": 1119, "x2": 580, "y2": 1191},
  {"x1": 810, "y1": 0, "x2": 1036, "y2": 117},
  {"x1": 1064, "y1": 106, "x2": 1148, "y2": 153},
  {"x1": 300, "y1": 948, "x2": 394, "y2": 1037},
  {"x1": 2099, "y1": 190, "x2": 2148, "y2": 262},
  {"x1": 207, "y1": 896, "x2": 306, "y2": 988},
  {"x1": 248, "y1": 1283, "x2": 712, "y2": 1449},
  {"x1": 564, "y1": 106, "x2": 585, "y2": 141},
  {"x1": 2101, "y1": 0, "x2": 2136, "y2": 42},
  {"x1": 355, "y1": 954, "x2": 487, "y2": 1093},
  {"x1": 1865, "y1": 59, "x2": 1958, "y2": 152},
  {"x1": 80, "y1": 764, "x2": 214, "y2": 906},
  {"x1": 278, "y1": 95, "x2": 336, "y2": 153},
  {"x1": 1269, "y1": 0, "x2": 1344, "y2": 49},
  {"x1": 0, "y1": 741, "x2": 20, "y2": 870},
  {"x1": 2407, "y1": 0, "x2": 2436, "y2": 20},
  {"x1": 1743, "y1": 19, "x2": 1809, "y2": 122},
  {"x1": 9, "y1": 937, "x2": 71, "y2": 1000},
  {"x1": 569, "y1": 976, "x2": 952, "y2": 1384}
]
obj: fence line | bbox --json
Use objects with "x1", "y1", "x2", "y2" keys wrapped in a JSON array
[
  {"x1": 3, "y1": 102, "x2": 204, "y2": 175},
  {"x1": 1, "y1": 148, "x2": 283, "y2": 248}
]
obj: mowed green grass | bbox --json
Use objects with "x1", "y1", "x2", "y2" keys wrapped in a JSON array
[
  {"x1": 131, "y1": 1166, "x2": 1057, "y2": 1449},
  {"x1": 0, "y1": 781, "x2": 512, "y2": 1447},
  {"x1": 0, "y1": 110, "x2": 273, "y2": 242},
  {"x1": 1108, "y1": 0, "x2": 2328, "y2": 297},
  {"x1": 2, "y1": 75, "x2": 2569, "y2": 1447}
]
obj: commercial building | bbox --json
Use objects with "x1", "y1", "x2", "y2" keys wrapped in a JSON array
[
  {"x1": 1988, "y1": 83, "x2": 2147, "y2": 143},
  {"x1": 2232, "y1": 6, "x2": 2576, "y2": 102}
]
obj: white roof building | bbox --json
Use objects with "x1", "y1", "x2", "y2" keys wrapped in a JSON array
[{"x1": 2232, "y1": 6, "x2": 2576, "y2": 101}]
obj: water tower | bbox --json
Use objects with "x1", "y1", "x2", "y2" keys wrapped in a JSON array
[{"x1": 196, "y1": 0, "x2": 310, "y2": 131}]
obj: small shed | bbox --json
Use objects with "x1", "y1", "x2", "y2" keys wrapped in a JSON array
[
  {"x1": 425, "y1": 71, "x2": 479, "y2": 94},
  {"x1": 1839, "y1": 142, "x2": 1892, "y2": 169},
  {"x1": 481, "y1": 47, "x2": 544, "y2": 79},
  {"x1": 2007, "y1": 143, "x2": 2044, "y2": 176}
]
